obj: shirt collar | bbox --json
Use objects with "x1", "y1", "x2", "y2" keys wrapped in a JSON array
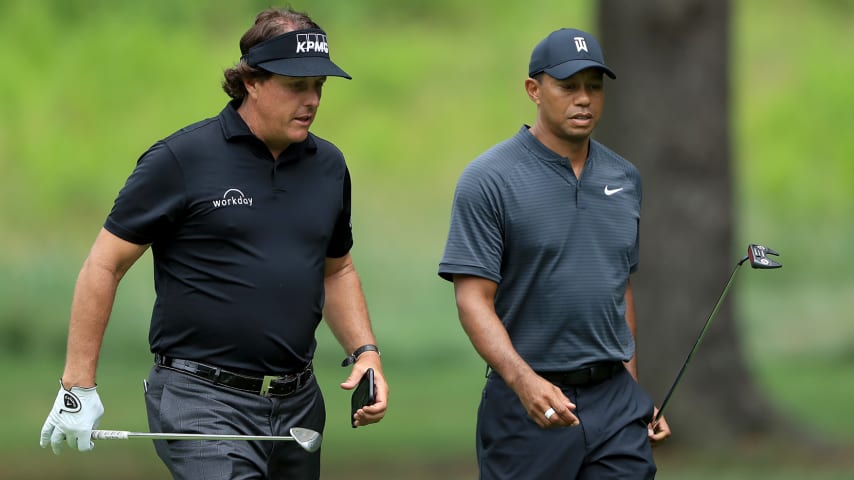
[
  {"x1": 218, "y1": 99, "x2": 318, "y2": 155},
  {"x1": 516, "y1": 125, "x2": 600, "y2": 165}
]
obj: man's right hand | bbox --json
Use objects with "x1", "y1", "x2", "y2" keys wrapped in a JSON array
[
  {"x1": 40, "y1": 381, "x2": 105, "y2": 454},
  {"x1": 511, "y1": 372, "x2": 579, "y2": 429}
]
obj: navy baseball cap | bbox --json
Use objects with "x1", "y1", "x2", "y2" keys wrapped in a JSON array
[
  {"x1": 242, "y1": 28, "x2": 351, "y2": 79},
  {"x1": 528, "y1": 28, "x2": 616, "y2": 80}
]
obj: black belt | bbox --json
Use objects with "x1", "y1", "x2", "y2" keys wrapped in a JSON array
[
  {"x1": 539, "y1": 361, "x2": 624, "y2": 387},
  {"x1": 155, "y1": 355, "x2": 312, "y2": 398}
]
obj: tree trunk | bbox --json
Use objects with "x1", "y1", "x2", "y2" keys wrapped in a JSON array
[{"x1": 595, "y1": 0, "x2": 778, "y2": 444}]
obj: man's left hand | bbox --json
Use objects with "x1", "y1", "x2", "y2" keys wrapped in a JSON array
[
  {"x1": 340, "y1": 352, "x2": 388, "y2": 427},
  {"x1": 648, "y1": 407, "x2": 671, "y2": 446}
]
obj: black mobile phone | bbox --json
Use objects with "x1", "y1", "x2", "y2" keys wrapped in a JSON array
[{"x1": 350, "y1": 368, "x2": 375, "y2": 428}]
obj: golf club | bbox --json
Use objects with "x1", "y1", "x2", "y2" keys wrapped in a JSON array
[
  {"x1": 653, "y1": 244, "x2": 781, "y2": 426},
  {"x1": 91, "y1": 427, "x2": 322, "y2": 453}
]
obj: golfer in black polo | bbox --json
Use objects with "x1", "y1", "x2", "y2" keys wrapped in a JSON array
[
  {"x1": 439, "y1": 28, "x2": 670, "y2": 479},
  {"x1": 39, "y1": 7, "x2": 387, "y2": 479}
]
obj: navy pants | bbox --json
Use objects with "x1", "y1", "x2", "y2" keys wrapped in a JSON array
[
  {"x1": 144, "y1": 365, "x2": 325, "y2": 480},
  {"x1": 476, "y1": 368, "x2": 656, "y2": 479}
]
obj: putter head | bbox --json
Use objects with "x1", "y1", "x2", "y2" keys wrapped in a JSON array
[
  {"x1": 289, "y1": 427, "x2": 322, "y2": 453},
  {"x1": 746, "y1": 244, "x2": 782, "y2": 269}
]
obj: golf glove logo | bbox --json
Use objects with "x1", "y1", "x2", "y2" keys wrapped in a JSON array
[
  {"x1": 63, "y1": 392, "x2": 81, "y2": 411},
  {"x1": 40, "y1": 380, "x2": 104, "y2": 454}
]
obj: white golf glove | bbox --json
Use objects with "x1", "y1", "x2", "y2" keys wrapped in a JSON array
[{"x1": 40, "y1": 380, "x2": 104, "y2": 454}]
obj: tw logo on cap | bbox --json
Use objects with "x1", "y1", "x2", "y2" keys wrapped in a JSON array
[
  {"x1": 573, "y1": 36, "x2": 588, "y2": 53},
  {"x1": 296, "y1": 32, "x2": 328, "y2": 54}
]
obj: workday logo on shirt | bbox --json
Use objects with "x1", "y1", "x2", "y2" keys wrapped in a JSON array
[{"x1": 212, "y1": 188, "x2": 254, "y2": 208}]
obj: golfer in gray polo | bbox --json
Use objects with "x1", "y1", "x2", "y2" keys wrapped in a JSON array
[{"x1": 439, "y1": 28, "x2": 671, "y2": 479}]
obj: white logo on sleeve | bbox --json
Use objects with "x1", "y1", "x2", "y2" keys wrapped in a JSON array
[
  {"x1": 574, "y1": 37, "x2": 588, "y2": 53},
  {"x1": 212, "y1": 188, "x2": 254, "y2": 208},
  {"x1": 604, "y1": 185, "x2": 623, "y2": 196}
]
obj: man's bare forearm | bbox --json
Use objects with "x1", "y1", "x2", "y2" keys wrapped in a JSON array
[
  {"x1": 454, "y1": 275, "x2": 535, "y2": 388},
  {"x1": 61, "y1": 258, "x2": 122, "y2": 388},
  {"x1": 323, "y1": 254, "x2": 377, "y2": 352},
  {"x1": 61, "y1": 228, "x2": 147, "y2": 388}
]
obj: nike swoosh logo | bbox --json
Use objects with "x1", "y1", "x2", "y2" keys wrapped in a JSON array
[{"x1": 604, "y1": 186, "x2": 624, "y2": 196}]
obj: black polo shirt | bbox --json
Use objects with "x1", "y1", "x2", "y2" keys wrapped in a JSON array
[{"x1": 105, "y1": 101, "x2": 353, "y2": 373}]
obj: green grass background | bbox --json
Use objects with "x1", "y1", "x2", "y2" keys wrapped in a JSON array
[{"x1": 1, "y1": 0, "x2": 853, "y2": 478}]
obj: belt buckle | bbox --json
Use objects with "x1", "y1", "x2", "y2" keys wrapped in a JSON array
[{"x1": 260, "y1": 375, "x2": 278, "y2": 397}]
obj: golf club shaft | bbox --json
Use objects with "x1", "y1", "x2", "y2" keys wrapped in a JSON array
[
  {"x1": 653, "y1": 259, "x2": 747, "y2": 425},
  {"x1": 92, "y1": 430, "x2": 298, "y2": 442}
]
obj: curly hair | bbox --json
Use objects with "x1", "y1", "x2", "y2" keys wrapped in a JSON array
[{"x1": 221, "y1": 7, "x2": 320, "y2": 101}]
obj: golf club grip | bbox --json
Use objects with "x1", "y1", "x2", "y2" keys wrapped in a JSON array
[{"x1": 91, "y1": 430, "x2": 129, "y2": 440}]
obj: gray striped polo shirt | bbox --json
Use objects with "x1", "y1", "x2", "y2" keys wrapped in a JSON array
[{"x1": 438, "y1": 126, "x2": 641, "y2": 371}]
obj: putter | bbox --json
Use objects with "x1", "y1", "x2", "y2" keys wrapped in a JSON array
[
  {"x1": 91, "y1": 427, "x2": 322, "y2": 453},
  {"x1": 653, "y1": 244, "x2": 781, "y2": 426}
]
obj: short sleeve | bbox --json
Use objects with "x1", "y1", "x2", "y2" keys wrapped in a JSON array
[
  {"x1": 628, "y1": 165, "x2": 642, "y2": 273},
  {"x1": 438, "y1": 163, "x2": 504, "y2": 283},
  {"x1": 326, "y1": 166, "x2": 353, "y2": 258},
  {"x1": 104, "y1": 142, "x2": 186, "y2": 245}
]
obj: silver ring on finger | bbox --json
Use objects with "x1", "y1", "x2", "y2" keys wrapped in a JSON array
[{"x1": 544, "y1": 407, "x2": 556, "y2": 420}]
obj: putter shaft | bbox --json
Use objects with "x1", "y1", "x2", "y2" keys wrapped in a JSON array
[
  {"x1": 92, "y1": 430, "x2": 298, "y2": 441},
  {"x1": 653, "y1": 260, "x2": 746, "y2": 425},
  {"x1": 652, "y1": 244, "x2": 780, "y2": 427}
]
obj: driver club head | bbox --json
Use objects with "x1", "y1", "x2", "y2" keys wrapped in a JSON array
[
  {"x1": 289, "y1": 427, "x2": 322, "y2": 453},
  {"x1": 746, "y1": 244, "x2": 782, "y2": 269}
]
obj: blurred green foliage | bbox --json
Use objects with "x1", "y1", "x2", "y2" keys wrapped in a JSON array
[{"x1": 1, "y1": 0, "x2": 852, "y2": 478}]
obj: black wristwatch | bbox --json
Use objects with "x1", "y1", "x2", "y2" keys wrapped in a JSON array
[{"x1": 341, "y1": 344, "x2": 380, "y2": 367}]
